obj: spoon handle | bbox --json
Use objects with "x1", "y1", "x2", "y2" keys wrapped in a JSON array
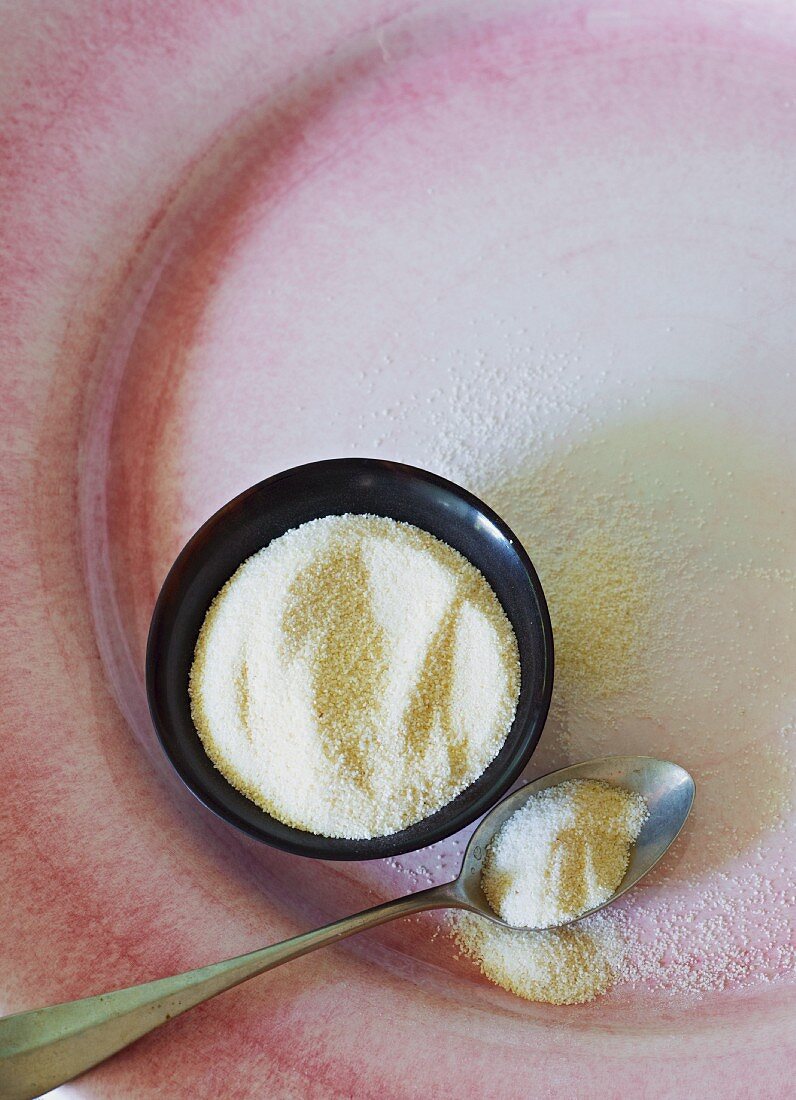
[{"x1": 0, "y1": 883, "x2": 457, "y2": 1100}]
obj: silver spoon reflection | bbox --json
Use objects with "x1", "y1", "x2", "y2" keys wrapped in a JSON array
[{"x1": 0, "y1": 755, "x2": 693, "y2": 1099}]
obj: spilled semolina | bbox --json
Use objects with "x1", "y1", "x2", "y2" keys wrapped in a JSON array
[{"x1": 453, "y1": 912, "x2": 624, "y2": 1006}]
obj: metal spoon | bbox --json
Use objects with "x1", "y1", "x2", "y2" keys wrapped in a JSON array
[{"x1": 0, "y1": 755, "x2": 693, "y2": 1099}]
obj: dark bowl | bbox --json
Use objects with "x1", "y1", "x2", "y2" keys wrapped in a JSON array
[{"x1": 146, "y1": 458, "x2": 554, "y2": 860}]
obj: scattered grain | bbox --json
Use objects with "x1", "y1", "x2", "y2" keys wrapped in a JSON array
[{"x1": 453, "y1": 912, "x2": 624, "y2": 1006}]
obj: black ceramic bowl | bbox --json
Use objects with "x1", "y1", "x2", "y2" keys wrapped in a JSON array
[{"x1": 146, "y1": 458, "x2": 554, "y2": 860}]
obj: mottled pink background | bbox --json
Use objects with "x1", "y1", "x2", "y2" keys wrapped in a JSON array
[{"x1": 1, "y1": 1, "x2": 795, "y2": 1097}]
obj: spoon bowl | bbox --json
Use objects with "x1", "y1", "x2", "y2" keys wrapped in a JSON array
[{"x1": 452, "y1": 754, "x2": 696, "y2": 929}]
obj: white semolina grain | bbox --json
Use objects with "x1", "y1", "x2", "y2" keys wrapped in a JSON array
[
  {"x1": 482, "y1": 779, "x2": 648, "y2": 928},
  {"x1": 189, "y1": 514, "x2": 520, "y2": 839}
]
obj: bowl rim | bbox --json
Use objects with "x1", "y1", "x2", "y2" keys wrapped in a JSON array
[{"x1": 146, "y1": 457, "x2": 554, "y2": 860}]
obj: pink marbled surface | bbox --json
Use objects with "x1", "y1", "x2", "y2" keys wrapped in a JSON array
[{"x1": 1, "y1": 1, "x2": 795, "y2": 1097}]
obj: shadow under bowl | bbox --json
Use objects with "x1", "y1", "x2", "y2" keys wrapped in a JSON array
[{"x1": 146, "y1": 458, "x2": 554, "y2": 860}]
